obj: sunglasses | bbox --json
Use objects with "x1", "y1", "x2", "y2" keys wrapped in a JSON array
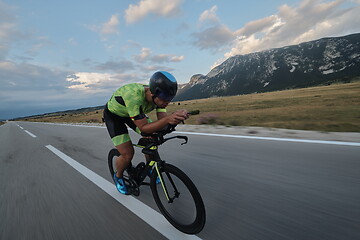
[{"x1": 157, "y1": 92, "x2": 174, "y2": 102}]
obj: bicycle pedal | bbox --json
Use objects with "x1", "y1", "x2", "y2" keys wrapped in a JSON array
[{"x1": 129, "y1": 187, "x2": 140, "y2": 196}]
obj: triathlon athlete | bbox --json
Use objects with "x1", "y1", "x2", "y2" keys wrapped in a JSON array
[{"x1": 103, "y1": 71, "x2": 188, "y2": 194}]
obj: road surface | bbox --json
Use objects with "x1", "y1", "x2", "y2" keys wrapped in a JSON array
[{"x1": 1, "y1": 121, "x2": 359, "y2": 240}]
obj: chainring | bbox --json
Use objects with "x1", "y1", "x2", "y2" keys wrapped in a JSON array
[{"x1": 123, "y1": 176, "x2": 140, "y2": 196}]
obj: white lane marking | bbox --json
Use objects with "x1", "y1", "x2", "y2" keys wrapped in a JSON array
[
  {"x1": 45, "y1": 145, "x2": 202, "y2": 240},
  {"x1": 30, "y1": 121, "x2": 105, "y2": 128},
  {"x1": 176, "y1": 131, "x2": 360, "y2": 147},
  {"x1": 29, "y1": 121, "x2": 360, "y2": 147},
  {"x1": 14, "y1": 123, "x2": 24, "y2": 129},
  {"x1": 24, "y1": 130, "x2": 37, "y2": 138}
]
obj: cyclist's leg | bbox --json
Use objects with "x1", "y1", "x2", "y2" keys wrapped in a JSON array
[
  {"x1": 103, "y1": 105, "x2": 135, "y2": 178},
  {"x1": 125, "y1": 117, "x2": 159, "y2": 182},
  {"x1": 114, "y1": 141, "x2": 134, "y2": 178},
  {"x1": 124, "y1": 115, "x2": 153, "y2": 163}
]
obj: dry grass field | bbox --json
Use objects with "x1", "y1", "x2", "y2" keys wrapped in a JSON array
[{"x1": 21, "y1": 80, "x2": 360, "y2": 132}]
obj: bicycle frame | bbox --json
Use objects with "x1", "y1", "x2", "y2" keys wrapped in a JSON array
[{"x1": 130, "y1": 134, "x2": 188, "y2": 202}]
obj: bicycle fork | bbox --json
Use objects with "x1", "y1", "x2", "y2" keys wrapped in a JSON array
[{"x1": 151, "y1": 161, "x2": 180, "y2": 203}]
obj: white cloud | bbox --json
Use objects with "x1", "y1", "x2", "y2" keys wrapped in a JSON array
[
  {"x1": 0, "y1": 61, "x2": 116, "y2": 102},
  {"x1": 124, "y1": 0, "x2": 183, "y2": 23},
  {"x1": 87, "y1": 14, "x2": 120, "y2": 37},
  {"x1": 133, "y1": 47, "x2": 184, "y2": 63},
  {"x1": 193, "y1": 5, "x2": 234, "y2": 51},
  {"x1": 192, "y1": 0, "x2": 360, "y2": 69},
  {"x1": 0, "y1": 62, "x2": 151, "y2": 119},
  {"x1": 0, "y1": 2, "x2": 51, "y2": 60},
  {"x1": 67, "y1": 72, "x2": 116, "y2": 91},
  {"x1": 192, "y1": 24, "x2": 234, "y2": 51},
  {"x1": 151, "y1": 54, "x2": 184, "y2": 63},
  {"x1": 140, "y1": 65, "x2": 171, "y2": 72},
  {"x1": 0, "y1": 60, "x2": 87, "y2": 119},
  {"x1": 94, "y1": 59, "x2": 135, "y2": 73},
  {"x1": 199, "y1": 5, "x2": 219, "y2": 24},
  {"x1": 101, "y1": 14, "x2": 120, "y2": 35},
  {"x1": 66, "y1": 72, "x2": 141, "y2": 91},
  {"x1": 0, "y1": 60, "x2": 70, "y2": 90},
  {"x1": 169, "y1": 55, "x2": 185, "y2": 62},
  {"x1": 234, "y1": 15, "x2": 282, "y2": 37},
  {"x1": 0, "y1": 2, "x2": 22, "y2": 60},
  {"x1": 25, "y1": 36, "x2": 51, "y2": 57},
  {"x1": 134, "y1": 48, "x2": 152, "y2": 62},
  {"x1": 226, "y1": 0, "x2": 360, "y2": 57}
]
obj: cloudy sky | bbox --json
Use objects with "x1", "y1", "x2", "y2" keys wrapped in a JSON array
[{"x1": 1, "y1": 0, "x2": 360, "y2": 119}]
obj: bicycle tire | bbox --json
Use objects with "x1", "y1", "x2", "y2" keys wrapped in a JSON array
[
  {"x1": 108, "y1": 148, "x2": 119, "y2": 178},
  {"x1": 150, "y1": 163, "x2": 206, "y2": 234}
]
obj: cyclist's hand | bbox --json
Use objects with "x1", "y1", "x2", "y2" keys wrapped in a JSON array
[
  {"x1": 167, "y1": 110, "x2": 188, "y2": 125},
  {"x1": 177, "y1": 109, "x2": 189, "y2": 119}
]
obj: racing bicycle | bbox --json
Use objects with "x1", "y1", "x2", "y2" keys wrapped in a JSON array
[{"x1": 107, "y1": 124, "x2": 206, "y2": 234}]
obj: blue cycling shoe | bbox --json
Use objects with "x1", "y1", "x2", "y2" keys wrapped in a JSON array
[
  {"x1": 113, "y1": 173, "x2": 129, "y2": 195},
  {"x1": 148, "y1": 170, "x2": 161, "y2": 184}
]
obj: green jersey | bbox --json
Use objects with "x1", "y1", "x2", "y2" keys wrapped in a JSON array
[{"x1": 107, "y1": 83, "x2": 166, "y2": 120}]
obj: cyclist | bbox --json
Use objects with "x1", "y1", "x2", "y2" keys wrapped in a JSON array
[{"x1": 103, "y1": 71, "x2": 188, "y2": 195}]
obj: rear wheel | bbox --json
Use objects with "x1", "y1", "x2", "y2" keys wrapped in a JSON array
[
  {"x1": 108, "y1": 148, "x2": 119, "y2": 178},
  {"x1": 150, "y1": 163, "x2": 206, "y2": 234}
]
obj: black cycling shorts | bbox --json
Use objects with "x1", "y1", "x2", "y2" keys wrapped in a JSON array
[{"x1": 103, "y1": 104, "x2": 139, "y2": 146}]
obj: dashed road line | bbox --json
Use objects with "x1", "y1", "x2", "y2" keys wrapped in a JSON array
[{"x1": 24, "y1": 130, "x2": 37, "y2": 138}]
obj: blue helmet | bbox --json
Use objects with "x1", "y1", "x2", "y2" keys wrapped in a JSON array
[{"x1": 149, "y1": 71, "x2": 178, "y2": 101}]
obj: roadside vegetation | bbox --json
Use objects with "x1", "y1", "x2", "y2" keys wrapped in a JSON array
[{"x1": 19, "y1": 80, "x2": 360, "y2": 132}]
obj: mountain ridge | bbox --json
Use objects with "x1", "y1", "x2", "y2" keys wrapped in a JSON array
[{"x1": 175, "y1": 33, "x2": 360, "y2": 101}]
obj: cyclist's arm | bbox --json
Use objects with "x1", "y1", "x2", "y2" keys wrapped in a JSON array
[
  {"x1": 156, "y1": 111, "x2": 167, "y2": 120},
  {"x1": 156, "y1": 107, "x2": 167, "y2": 120},
  {"x1": 134, "y1": 110, "x2": 188, "y2": 134},
  {"x1": 134, "y1": 117, "x2": 169, "y2": 134}
]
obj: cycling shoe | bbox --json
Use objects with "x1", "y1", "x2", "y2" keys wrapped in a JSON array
[
  {"x1": 113, "y1": 173, "x2": 129, "y2": 195},
  {"x1": 148, "y1": 170, "x2": 161, "y2": 184}
]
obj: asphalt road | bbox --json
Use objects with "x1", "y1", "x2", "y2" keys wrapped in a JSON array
[{"x1": 1, "y1": 121, "x2": 359, "y2": 240}]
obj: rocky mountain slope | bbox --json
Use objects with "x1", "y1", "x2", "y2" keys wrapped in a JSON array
[{"x1": 175, "y1": 33, "x2": 360, "y2": 101}]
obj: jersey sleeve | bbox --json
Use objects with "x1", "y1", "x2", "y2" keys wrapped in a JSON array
[{"x1": 156, "y1": 107, "x2": 167, "y2": 113}]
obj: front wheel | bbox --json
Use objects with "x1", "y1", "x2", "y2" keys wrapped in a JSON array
[{"x1": 150, "y1": 163, "x2": 206, "y2": 234}]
